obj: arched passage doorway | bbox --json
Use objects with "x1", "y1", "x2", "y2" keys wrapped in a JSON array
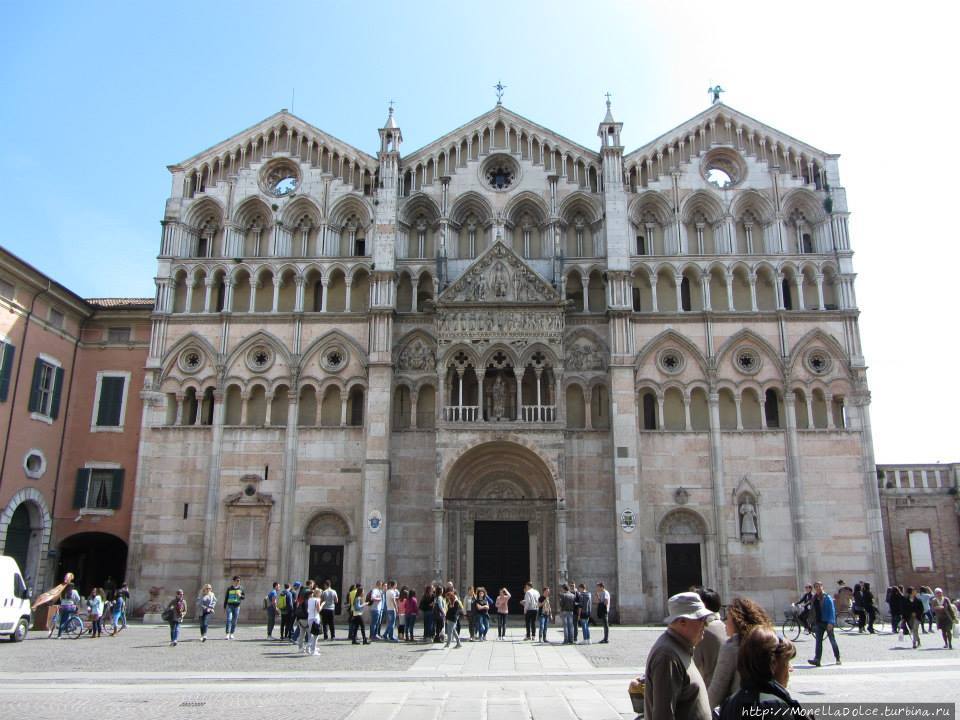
[
  {"x1": 439, "y1": 441, "x2": 563, "y2": 612},
  {"x1": 57, "y1": 533, "x2": 128, "y2": 596},
  {"x1": 0, "y1": 491, "x2": 51, "y2": 590}
]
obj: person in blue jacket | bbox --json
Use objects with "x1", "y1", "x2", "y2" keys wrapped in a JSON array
[{"x1": 808, "y1": 580, "x2": 840, "y2": 666}]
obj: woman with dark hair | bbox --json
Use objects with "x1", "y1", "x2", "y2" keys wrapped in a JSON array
[
  {"x1": 861, "y1": 582, "x2": 876, "y2": 634},
  {"x1": 420, "y1": 586, "x2": 435, "y2": 641},
  {"x1": 708, "y1": 597, "x2": 773, "y2": 708},
  {"x1": 350, "y1": 584, "x2": 369, "y2": 645},
  {"x1": 887, "y1": 586, "x2": 903, "y2": 637},
  {"x1": 905, "y1": 587, "x2": 924, "y2": 648},
  {"x1": 718, "y1": 626, "x2": 804, "y2": 719}
]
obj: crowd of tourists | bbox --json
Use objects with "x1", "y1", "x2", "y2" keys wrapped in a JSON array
[
  {"x1": 158, "y1": 575, "x2": 612, "y2": 649},
  {"x1": 636, "y1": 580, "x2": 960, "y2": 720}
]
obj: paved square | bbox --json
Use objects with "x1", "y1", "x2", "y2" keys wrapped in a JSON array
[{"x1": 2, "y1": 623, "x2": 958, "y2": 719}]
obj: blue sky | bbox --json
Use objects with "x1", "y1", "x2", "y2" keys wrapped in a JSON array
[{"x1": 1, "y1": 1, "x2": 956, "y2": 463}]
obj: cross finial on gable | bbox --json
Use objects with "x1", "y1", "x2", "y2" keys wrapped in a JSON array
[{"x1": 494, "y1": 80, "x2": 506, "y2": 105}]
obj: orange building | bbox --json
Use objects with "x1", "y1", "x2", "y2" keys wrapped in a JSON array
[{"x1": 0, "y1": 247, "x2": 151, "y2": 594}]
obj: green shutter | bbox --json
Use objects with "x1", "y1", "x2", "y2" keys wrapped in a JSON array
[
  {"x1": 109, "y1": 469, "x2": 124, "y2": 509},
  {"x1": 27, "y1": 358, "x2": 43, "y2": 413},
  {"x1": 0, "y1": 342, "x2": 14, "y2": 402},
  {"x1": 50, "y1": 366, "x2": 64, "y2": 419},
  {"x1": 96, "y1": 376, "x2": 124, "y2": 426},
  {"x1": 73, "y1": 468, "x2": 90, "y2": 509}
]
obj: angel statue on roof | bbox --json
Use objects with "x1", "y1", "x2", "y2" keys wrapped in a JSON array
[{"x1": 708, "y1": 85, "x2": 725, "y2": 104}]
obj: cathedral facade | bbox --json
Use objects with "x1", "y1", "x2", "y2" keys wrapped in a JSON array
[{"x1": 127, "y1": 98, "x2": 887, "y2": 621}]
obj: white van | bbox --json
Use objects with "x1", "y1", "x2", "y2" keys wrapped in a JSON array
[{"x1": 0, "y1": 556, "x2": 32, "y2": 642}]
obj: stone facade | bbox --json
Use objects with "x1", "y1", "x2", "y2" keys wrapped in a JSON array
[
  {"x1": 126, "y1": 99, "x2": 888, "y2": 621},
  {"x1": 878, "y1": 463, "x2": 960, "y2": 597}
]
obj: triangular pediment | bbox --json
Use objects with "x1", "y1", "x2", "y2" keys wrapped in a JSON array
[
  {"x1": 437, "y1": 241, "x2": 562, "y2": 306},
  {"x1": 169, "y1": 110, "x2": 377, "y2": 173},
  {"x1": 624, "y1": 103, "x2": 833, "y2": 165},
  {"x1": 402, "y1": 105, "x2": 600, "y2": 167}
]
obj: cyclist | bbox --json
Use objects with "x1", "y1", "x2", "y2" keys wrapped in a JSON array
[
  {"x1": 57, "y1": 583, "x2": 81, "y2": 638},
  {"x1": 794, "y1": 585, "x2": 814, "y2": 633}
]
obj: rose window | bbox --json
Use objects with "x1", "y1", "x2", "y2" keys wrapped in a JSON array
[
  {"x1": 487, "y1": 165, "x2": 514, "y2": 190},
  {"x1": 805, "y1": 350, "x2": 831, "y2": 375},
  {"x1": 657, "y1": 349, "x2": 685, "y2": 374},
  {"x1": 320, "y1": 346, "x2": 348, "y2": 373},
  {"x1": 178, "y1": 348, "x2": 204, "y2": 374},
  {"x1": 734, "y1": 347, "x2": 761, "y2": 375},
  {"x1": 245, "y1": 346, "x2": 274, "y2": 373}
]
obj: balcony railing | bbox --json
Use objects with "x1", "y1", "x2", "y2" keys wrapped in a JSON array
[
  {"x1": 441, "y1": 405, "x2": 558, "y2": 423},
  {"x1": 520, "y1": 405, "x2": 557, "y2": 422},
  {"x1": 442, "y1": 405, "x2": 480, "y2": 422}
]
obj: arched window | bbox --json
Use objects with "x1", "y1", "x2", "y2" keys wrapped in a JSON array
[
  {"x1": 565, "y1": 385, "x2": 585, "y2": 429},
  {"x1": 764, "y1": 389, "x2": 781, "y2": 428},
  {"x1": 348, "y1": 387, "x2": 365, "y2": 426},
  {"x1": 641, "y1": 391, "x2": 657, "y2": 430}
]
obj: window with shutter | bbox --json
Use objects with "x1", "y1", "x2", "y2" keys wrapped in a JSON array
[
  {"x1": 29, "y1": 358, "x2": 60, "y2": 418},
  {"x1": 96, "y1": 376, "x2": 126, "y2": 426},
  {"x1": 73, "y1": 469, "x2": 91, "y2": 509},
  {"x1": 0, "y1": 341, "x2": 14, "y2": 402},
  {"x1": 86, "y1": 470, "x2": 115, "y2": 509}
]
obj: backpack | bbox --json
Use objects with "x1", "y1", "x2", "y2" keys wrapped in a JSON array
[
  {"x1": 294, "y1": 588, "x2": 310, "y2": 619},
  {"x1": 278, "y1": 592, "x2": 287, "y2": 611}
]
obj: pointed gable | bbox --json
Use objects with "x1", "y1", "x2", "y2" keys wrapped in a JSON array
[
  {"x1": 168, "y1": 110, "x2": 377, "y2": 174},
  {"x1": 437, "y1": 241, "x2": 562, "y2": 306},
  {"x1": 401, "y1": 105, "x2": 600, "y2": 167},
  {"x1": 624, "y1": 103, "x2": 834, "y2": 178}
]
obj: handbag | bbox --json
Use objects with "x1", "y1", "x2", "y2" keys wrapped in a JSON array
[
  {"x1": 161, "y1": 608, "x2": 173, "y2": 622},
  {"x1": 310, "y1": 620, "x2": 321, "y2": 636}
]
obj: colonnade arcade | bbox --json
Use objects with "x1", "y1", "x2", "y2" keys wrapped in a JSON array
[{"x1": 441, "y1": 346, "x2": 559, "y2": 423}]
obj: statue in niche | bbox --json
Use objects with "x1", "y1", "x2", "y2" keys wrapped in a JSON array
[
  {"x1": 739, "y1": 497, "x2": 759, "y2": 543},
  {"x1": 492, "y1": 375, "x2": 506, "y2": 419},
  {"x1": 493, "y1": 264, "x2": 509, "y2": 298}
]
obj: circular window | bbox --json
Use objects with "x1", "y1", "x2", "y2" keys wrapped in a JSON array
[
  {"x1": 480, "y1": 154, "x2": 520, "y2": 192},
  {"x1": 243, "y1": 483, "x2": 257, "y2": 497},
  {"x1": 23, "y1": 450, "x2": 46, "y2": 479},
  {"x1": 178, "y1": 348, "x2": 204, "y2": 374},
  {"x1": 701, "y1": 148, "x2": 746, "y2": 190},
  {"x1": 320, "y1": 346, "x2": 348, "y2": 373},
  {"x1": 260, "y1": 160, "x2": 301, "y2": 198},
  {"x1": 805, "y1": 350, "x2": 832, "y2": 375},
  {"x1": 733, "y1": 347, "x2": 761, "y2": 375},
  {"x1": 657, "y1": 348, "x2": 685, "y2": 375},
  {"x1": 245, "y1": 346, "x2": 274, "y2": 373}
]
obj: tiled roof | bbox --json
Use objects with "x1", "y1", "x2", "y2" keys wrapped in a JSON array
[{"x1": 85, "y1": 297, "x2": 155, "y2": 310}]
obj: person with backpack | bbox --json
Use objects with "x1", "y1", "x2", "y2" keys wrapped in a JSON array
[
  {"x1": 223, "y1": 576, "x2": 245, "y2": 640},
  {"x1": 279, "y1": 583, "x2": 294, "y2": 640},
  {"x1": 294, "y1": 580, "x2": 313, "y2": 652},
  {"x1": 433, "y1": 584, "x2": 447, "y2": 643},
  {"x1": 164, "y1": 589, "x2": 187, "y2": 647},
  {"x1": 265, "y1": 582, "x2": 279, "y2": 639}
]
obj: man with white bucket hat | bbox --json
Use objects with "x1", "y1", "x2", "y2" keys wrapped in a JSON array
[{"x1": 643, "y1": 592, "x2": 713, "y2": 720}]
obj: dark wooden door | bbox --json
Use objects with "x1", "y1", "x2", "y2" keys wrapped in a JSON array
[
  {"x1": 665, "y1": 543, "x2": 703, "y2": 597},
  {"x1": 308, "y1": 545, "x2": 343, "y2": 613},
  {"x1": 474, "y1": 521, "x2": 529, "y2": 614}
]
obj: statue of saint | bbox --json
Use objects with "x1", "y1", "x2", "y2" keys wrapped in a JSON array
[
  {"x1": 739, "y1": 499, "x2": 758, "y2": 542},
  {"x1": 492, "y1": 375, "x2": 506, "y2": 419},
  {"x1": 493, "y1": 264, "x2": 508, "y2": 298}
]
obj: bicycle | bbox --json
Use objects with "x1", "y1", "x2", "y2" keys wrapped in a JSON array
[{"x1": 782, "y1": 604, "x2": 813, "y2": 641}]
